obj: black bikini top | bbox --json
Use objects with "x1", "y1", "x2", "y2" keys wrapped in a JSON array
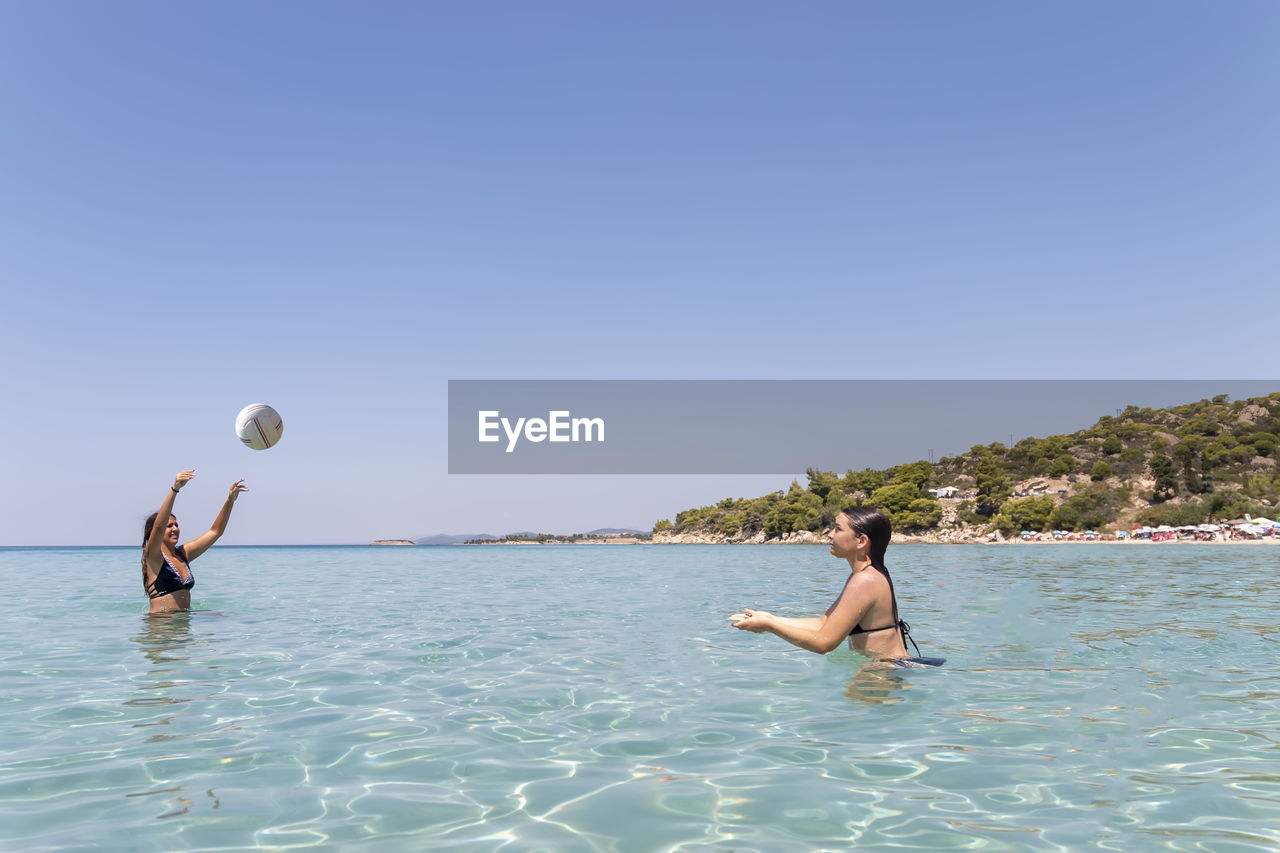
[
  {"x1": 849, "y1": 621, "x2": 898, "y2": 636},
  {"x1": 145, "y1": 553, "x2": 194, "y2": 599},
  {"x1": 850, "y1": 618, "x2": 922, "y2": 657},
  {"x1": 846, "y1": 562, "x2": 922, "y2": 656}
]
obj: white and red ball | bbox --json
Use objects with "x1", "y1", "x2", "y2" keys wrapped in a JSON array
[{"x1": 235, "y1": 404, "x2": 284, "y2": 450}]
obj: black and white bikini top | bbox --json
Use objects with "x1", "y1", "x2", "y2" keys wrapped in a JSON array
[{"x1": 145, "y1": 553, "x2": 194, "y2": 599}]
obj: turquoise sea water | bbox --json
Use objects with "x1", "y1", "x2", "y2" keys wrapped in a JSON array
[{"x1": 1, "y1": 543, "x2": 1278, "y2": 851}]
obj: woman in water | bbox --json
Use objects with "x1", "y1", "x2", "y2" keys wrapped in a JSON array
[
  {"x1": 730, "y1": 506, "x2": 920, "y2": 661},
  {"x1": 142, "y1": 470, "x2": 248, "y2": 613}
]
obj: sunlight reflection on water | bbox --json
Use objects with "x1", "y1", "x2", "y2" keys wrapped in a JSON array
[{"x1": 0, "y1": 543, "x2": 1277, "y2": 850}]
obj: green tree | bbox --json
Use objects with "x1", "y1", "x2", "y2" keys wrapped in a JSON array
[
  {"x1": 1114, "y1": 447, "x2": 1146, "y2": 477},
  {"x1": 764, "y1": 486, "x2": 824, "y2": 536},
  {"x1": 1179, "y1": 417, "x2": 1219, "y2": 437},
  {"x1": 1090, "y1": 461, "x2": 1112, "y2": 481},
  {"x1": 1048, "y1": 455, "x2": 1075, "y2": 477},
  {"x1": 867, "y1": 482, "x2": 921, "y2": 518},
  {"x1": 1036, "y1": 436, "x2": 1069, "y2": 458},
  {"x1": 805, "y1": 467, "x2": 838, "y2": 501},
  {"x1": 715, "y1": 512, "x2": 745, "y2": 537},
  {"x1": 1102, "y1": 435, "x2": 1123, "y2": 455},
  {"x1": 974, "y1": 458, "x2": 1011, "y2": 515},
  {"x1": 993, "y1": 496, "x2": 1056, "y2": 536},
  {"x1": 956, "y1": 500, "x2": 983, "y2": 526},
  {"x1": 1149, "y1": 454, "x2": 1178, "y2": 501},
  {"x1": 842, "y1": 468, "x2": 884, "y2": 495},
  {"x1": 1138, "y1": 501, "x2": 1207, "y2": 527},
  {"x1": 1172, "y1": 438, "x2": 1201, "y2": 466},
  {"x1": 890, "y1": 461, "x2": 932, "y2": 489},
  {"x1": 1050, "y1": 484, "x2": 1123, "y2": 531},
  {"x1": 1244, "y1": 432, "x2": 1278, "y2": 457},
  {"x1": 897, "y1": 498, "x2": 943, "y2": 530}
]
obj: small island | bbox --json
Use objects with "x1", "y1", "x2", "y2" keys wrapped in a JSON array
[
  {"x1": 464, "y1": 532, "x2": 651, "y2": 545},
  {"x1": 370, "y1": 539, "x2": 416, "y2": 546}
]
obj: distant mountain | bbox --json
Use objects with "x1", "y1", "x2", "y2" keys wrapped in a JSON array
[
  {"x1": 413, "y1": 533, "x2": 498, "y2": 545},
  {"x1": 507, "y1": 528, "x2": 645, "y2": 537},
  {"x1": 413, "y1": 527, "x2": 646, "y2": 544}
]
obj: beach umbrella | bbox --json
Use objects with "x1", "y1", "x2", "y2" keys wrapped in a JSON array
[{"x1": 1251, "y1": 516, "x2": 1274, "y2": 526}]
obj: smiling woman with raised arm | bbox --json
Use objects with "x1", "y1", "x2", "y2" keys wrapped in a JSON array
[
  {"x1": 142, "y1": 470, "x2": 248, "y2": 613},
  {"x1": 730, "y1": 506, "x2": 941, "y2": 666}
]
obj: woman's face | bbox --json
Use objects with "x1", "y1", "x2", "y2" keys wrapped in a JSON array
[
  {"x1": 828, "y1": 514, "x2": 866, "y2": 559},
  {"x1": 164, "y1": 516, "x2": 180, "y2": 545}
]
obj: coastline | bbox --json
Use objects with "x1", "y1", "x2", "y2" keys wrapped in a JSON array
[
  {"x1": 650, "y1": 530, "x2": 1280, "y2": 546},
  {"x1": 400, "y1": 527, "x2": 1279, "y2": 547},
  {"x1": 454, "y1": 537, "x2": 646, "y2": 546}
]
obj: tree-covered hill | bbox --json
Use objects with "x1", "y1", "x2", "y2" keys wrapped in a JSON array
[{"x1": 654, "y1": 392, "x2": 1280, "y2": 541}]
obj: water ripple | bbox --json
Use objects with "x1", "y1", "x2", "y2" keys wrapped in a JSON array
[{"x1": 1, "y1": 544, "x2": 1278, "y2": 850}]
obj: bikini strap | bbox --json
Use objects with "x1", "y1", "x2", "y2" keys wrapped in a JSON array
[
  {"x1": 898, "y1": 619, "x2": 922, "y2": 657},
  {"x1": 875, "y1": 563, "x2": 918, "y2": 657}
]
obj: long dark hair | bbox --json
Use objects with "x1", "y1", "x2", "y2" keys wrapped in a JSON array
[
  {"x1": 841, "y1": 506, "x2": 919, "y2": 655},
  {"x1": 841, "y1": 505, "x2": 891, "y2": 571},
  {"x1": 143, "y1": 512, "x2": 162, "y2": 547}
]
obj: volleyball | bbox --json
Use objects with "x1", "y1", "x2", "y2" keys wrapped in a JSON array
[{"x1": 235, "y1": 403, "x2": 284, "y2": 450}]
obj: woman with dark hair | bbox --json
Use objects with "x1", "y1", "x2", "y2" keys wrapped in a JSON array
[
  {"x1": 730, "y1": 506, "x2": 935, "y2": 664},
  {"x1": 142, "y1": 470, "x2": 247, "y2": 613}
]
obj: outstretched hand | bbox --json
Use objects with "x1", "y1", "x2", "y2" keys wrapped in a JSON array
[
  {"x1": 729, "y1": 608, "x2": 773, "y2": 633},
  {"x1": 227, "y1": 480, "x2": 248, "y2": 501},
  {"x1": 172, "y1": 470, "x2": 195, "y2": 492}
]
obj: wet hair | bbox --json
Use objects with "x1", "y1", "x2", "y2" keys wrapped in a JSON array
[{"x1": 840, "y1": 505, "x2": 891, "y2": 570}]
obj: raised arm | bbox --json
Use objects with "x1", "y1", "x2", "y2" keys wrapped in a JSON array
[
  {"x1": 144, "y1": 470, "x2": 195, "y2": 569},
  {"x1": 729, "y1": 572, "x2": 873, "y2": 654},
  {"x1": 182, "y1": 480, "x2": 248, "y2": 561}
]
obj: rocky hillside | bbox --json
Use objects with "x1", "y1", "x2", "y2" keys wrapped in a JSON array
[{"x1": 654, "y1": 392, "x2": 1280, "y2": 542}]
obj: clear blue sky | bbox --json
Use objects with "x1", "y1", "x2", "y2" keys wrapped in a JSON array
[{"x1": 2, "y1": 2, "x2": 1277, "y2": 544}]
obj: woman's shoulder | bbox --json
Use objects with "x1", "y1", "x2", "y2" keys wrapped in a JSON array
[{"x1": 847, "y1": 565, "x2": 888, "y2": 588}]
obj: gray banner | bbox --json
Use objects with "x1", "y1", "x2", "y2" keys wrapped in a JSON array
[{"x1": 448, "y1": 380, "x2": 1278, "y2": 474}]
